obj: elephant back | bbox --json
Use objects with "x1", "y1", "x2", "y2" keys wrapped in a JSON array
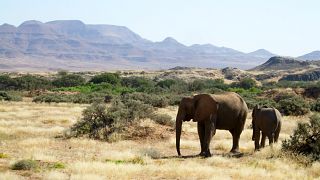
[{"x1": 212, "y1": 92, "x2": 248, "y2": 129}]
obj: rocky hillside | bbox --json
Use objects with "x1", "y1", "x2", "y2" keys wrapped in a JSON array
[
  {"x1": 251, "y1": 56, "x2": 312, "y2": 71},
  {"x1": 280, "y1": 68, "x2": 320, "y2": 81},
  {"x1": 0, "y1": 20, "x2": 276, "y2": 71}
]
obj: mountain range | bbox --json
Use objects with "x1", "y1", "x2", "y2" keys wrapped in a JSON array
[{"x1": 0, "y1": 20, "x2": 319, "y2": 71}]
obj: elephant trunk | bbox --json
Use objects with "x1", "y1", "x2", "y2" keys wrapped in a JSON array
[{"x1": 176, "y1": 111, "x2": 184, "y2": 156}]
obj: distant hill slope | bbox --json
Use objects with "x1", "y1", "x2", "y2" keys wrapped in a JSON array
[
  {"x1": 250, "y1": 56, "x2": 311, "y2": 71},
  {"x1": 247, "y1": 49, "x2": 276, "y2": 59},
  {"x1": 0, "y1": 20, "x2": 278, "y2": 71},
  {"x1": 298, "y1": 51, "x2": 320, "y2": 60}
]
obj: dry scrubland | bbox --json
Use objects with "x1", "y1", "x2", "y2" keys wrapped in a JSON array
[{"x1": 0, "y1": 101, "x2": 319, "y2": 179}]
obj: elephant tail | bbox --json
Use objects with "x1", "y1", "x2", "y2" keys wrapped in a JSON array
[{"x1": 271, "y1": 108, "x2": 280, "y2": 141}]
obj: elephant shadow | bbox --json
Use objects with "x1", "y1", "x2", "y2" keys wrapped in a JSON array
[{"x1": 154, "y1": 152, "x2": 251, "y2": 160}]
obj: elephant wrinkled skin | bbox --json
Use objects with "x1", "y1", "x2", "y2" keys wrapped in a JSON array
[{"x1": 176, "y1": 92, "x2": 248, "y2": 157}]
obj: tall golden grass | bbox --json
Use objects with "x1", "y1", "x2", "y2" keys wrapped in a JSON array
[{"x1": 0, "y1": 101, "x2": 319, "y2": 179}]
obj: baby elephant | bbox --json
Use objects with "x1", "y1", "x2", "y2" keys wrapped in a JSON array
[{"x1": 252, "y1": 105, "x2": 282, "y2": 151}]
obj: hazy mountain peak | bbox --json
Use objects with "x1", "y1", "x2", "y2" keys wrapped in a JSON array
[
  {"x1": 46, "y1": 20, "x2": 85, "y2": 26},
  {"x1": 0, "y1": 23, "x2": 16, "y2": 33},
  {"x1": 248, "y1": 49, "x2": 276, "y2": 59},
  {"x1": 249, "y1": 49, "x2": 274, "y2": 55},
  {"x1": 161, "y1": 37, "x2": 179, "y2": 44},
  {"x1": 19, "y1": 20, "x2": 43, "y2": 27}
]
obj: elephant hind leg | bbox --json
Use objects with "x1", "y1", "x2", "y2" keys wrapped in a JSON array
[
  {"x1": 230, "y1": 129, "x2": 241, "y2": 153},
  {"x1": 274, "y1": 123, "x2": 281, "y2": 143},
  {"x1": 260, "y1": 132, "x2": 266, "y2": 148},
  {"x1": 254, "y1": 129, "x2": 261, "y2": 151},
  {"x1": 197, "y1": 122, "x2": 205, "y2": 156},
  {"x1": 230, "y1": 113, "x2": 246, "y2": 153},
  {"x1": 268, "y1": 133, "x2": 274, "y2": 146}
]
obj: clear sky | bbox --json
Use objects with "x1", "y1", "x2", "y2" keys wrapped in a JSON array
[{"x1": 1, "y1": 0, "x2": 319, "y2": 56}]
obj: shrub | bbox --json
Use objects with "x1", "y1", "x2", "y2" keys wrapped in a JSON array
[
  {"x1": 188, "y1": 79, "x2": 228, "y2": 91},
  {"x1": 150, "y1": 113, "x2": 173, "y2": 126},
  {"x1": 123, "y1": 92, "x2": 169, "y2": 108},
  {"x1": 109, "y1": 98, "x2": 154, "y2": 124},
  {"x1": 52, "y1": 74, "x2": 85, "y2": 87},
  {"x1": 282, "y1": 114, "x2": 320, "y2": 161},
  {"x1": 167, "y1": 93, "x2": 191, "y2": 106},
  {"x1": 121, "y1": 76, "x2": 155, "y2": 92},
  {"x1": 140, "y1": 148, "x2": 162, "y2": 159},
  {"x1": 70, "y1": 103, "x2": 113, "y2": 139},
  {"x1": 0, "y1": 75, "x2": 17, "y2": 90},
  {"x1": 311, "y1": 98, "x2": 320, "y2": 112},
  {"x1": 0, "y1": 91, "x2": 22, "y2": 101},
  {"x1": 33, "y1": 92, "x2": 105, "y2": 104},
  {"x1": 227, "y1": 87, "x2": 268, "y2": 109},
  {"x1": 276, "y1": 95, "x2": 309, "y2": 116},
  {"x1": 232, "y1": 78, "x2": 257, "y2": 89},
  {"x1": 168, "y1": 81, "x2": 189, "y2": 94},
  {"x1": 14, "y1": 75, "x2": 52, "y2": 90},
  {"x1": 11, "y1": 159, "x2": 38, "y2": 170},
  {"x1": 90, "y1": 73, "x2": 121, "y2": 85},
  {"x1": 156, "y1": 79, "x2": 178, "y2": 89}
]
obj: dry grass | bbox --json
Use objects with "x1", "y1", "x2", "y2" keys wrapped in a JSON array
[{"x1": 0, "y1": 101, "x2": 319, "y2": 179}]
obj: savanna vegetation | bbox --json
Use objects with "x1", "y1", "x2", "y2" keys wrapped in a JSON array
[{"x1": 0, "y1": 70, "x2": 320, "y2": 179}]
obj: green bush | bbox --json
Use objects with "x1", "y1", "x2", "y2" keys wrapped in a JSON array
[
  {"x1": 188, "y1": 79, "x2": 228, "y2": 91},
  {"x1": 282, "y1": 114, "x2": 320, "y2": 161},
  {"x1": 70, "y1": 103, "x2": 113, "y2": 139},
  {"x1": 227, "y1": 87, "x2": 268, "y2": 109},
  {"x1": 166, "y1": 93, "x2": 191, "y2": 106},
  {"x1": 150, "y1": 113, "x2": 173, "y2": 126},
  {"x1": 123, "y1": 92, "x2": 169, "y2": 108},
  {"x1": 90, "y1": 73, "x2": 121, "y2": 85},
  {"x1": 11, "y1": 159, "x2": 38, "y2": 170},
  {"x1": 276, "y1": 95, "x2": 309, "y2": 116},
  {"x1": 168, "y1": 81, "x2": 189, "y2": 94},
  {"x1": 52, "y1": 74, "x2": 85, "y2": 87},
  {"x1": 33, "y1": 92, "x2": 105, "y2": 104},
  {"x1": 14, "y1": 75, "x2": 52, "y2": 90},
  {"x1": 121, "y1": 76, "x2": 155, "y2": 92},
  {"x1": 0, "y1": 75, "x2": 17, "y2": 90},
  {"x1": 156, "y1": 79, "x2": 178, "y2": 89},
  {"x1": 311, "y1": 98, "x2": 320, "y2": 112},
  {"x1": 0, "y1": 91, "x2": 22, "y2": 101},
  {"x1": 232, "y1": 78, "x2": 257, "y2": 89},
  {"x1": 109, "y1": 98, "x2": 154, "y2": 124}
]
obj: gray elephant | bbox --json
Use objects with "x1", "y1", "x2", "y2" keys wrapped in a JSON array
[
  {"x1": 252, "y1": 105, "x2": 282, "y2": 150},
  {"x1": 176, "y1": 92, "x2": 248, "y2": 157}
]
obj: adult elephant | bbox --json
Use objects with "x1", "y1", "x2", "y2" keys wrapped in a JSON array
[{"x1": 176, "y1": 92, "x2": 248, "y2": 157}]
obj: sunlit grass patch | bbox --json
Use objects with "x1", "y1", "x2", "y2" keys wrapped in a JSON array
[
  {"x1": 105, "y1": 156, "x2": 145, "y2": 165},
  {"x1": 0, "y1": 153, "x2": 9, "y2": 158}
]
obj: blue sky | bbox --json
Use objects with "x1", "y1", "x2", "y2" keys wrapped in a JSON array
[{"x1": 1, "y1": 0, "x2": 319, "y2": 56}]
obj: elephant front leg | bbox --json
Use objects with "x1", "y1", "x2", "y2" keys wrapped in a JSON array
[
  {"x1": 203, "y1": 119, "x2": 215, "y2": 157},
  {"x1": 197, "y1": 122, "x2": 205, "y2": 156}
]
